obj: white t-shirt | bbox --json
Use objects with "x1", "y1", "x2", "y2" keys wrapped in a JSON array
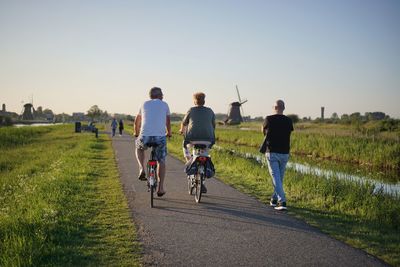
[{"x1": 138, "y1": 99, "x2": 170, "y2": 136}]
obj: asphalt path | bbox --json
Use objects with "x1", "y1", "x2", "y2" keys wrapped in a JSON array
[{"x1": 111, "y1": 132, "x2": 386, "y2": 267}]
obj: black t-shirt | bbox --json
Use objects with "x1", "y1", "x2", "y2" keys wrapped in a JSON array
[{"x1": 263, "y1": 114, "x2": 293, "y2": 154}]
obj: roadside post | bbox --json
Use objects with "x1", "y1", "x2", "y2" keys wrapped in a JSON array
[{"x1": 75, "y1": 121, "x2": 81, "y2": 133}]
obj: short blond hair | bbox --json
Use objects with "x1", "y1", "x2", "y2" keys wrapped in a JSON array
[{"x1": 193, "y1": 92, "x2": 205, "y2": 106}]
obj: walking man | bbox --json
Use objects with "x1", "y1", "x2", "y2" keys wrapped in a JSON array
[
  {"x1": 111, "y1": 117, "x2": 118, "y2": 137},
  {"x1": 134, "y1": 87, "x2": 171, "y2": 196},
  {"x1": 261, "y1": 100, "x2": 293, "y2": 210},
  {"x1": 119, "y1": 119, "x2": 124, "y2": 136}
]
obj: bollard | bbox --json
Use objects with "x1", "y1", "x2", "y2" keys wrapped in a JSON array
[
  {"x1": 95, "y1": 128, "x2": 98, "y2": 138},
  {"x1": 75, "y1": 121, "x2": 82, "y2": 133}
]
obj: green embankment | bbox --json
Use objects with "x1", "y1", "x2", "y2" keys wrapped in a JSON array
[
  {"x1": 0, "y1": 125, "x2": 141, "y2": 266},
  {"x1": 168, "y1": 123, "x2": 400, "y2": 266}
]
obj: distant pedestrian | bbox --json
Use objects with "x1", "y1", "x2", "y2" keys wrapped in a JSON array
[
  {"x1": 119, "y1": 119, "x2": 124, "y2": 136},
  {"x1": 111, "y1": 118, "x2": 118, "y2": 137},
  {"x1": 260, "y1": 100, "x2": 293, "y2": 211}
]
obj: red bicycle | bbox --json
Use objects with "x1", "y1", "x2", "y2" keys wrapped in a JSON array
[{"x1": 146, "y1": 143, "x2": 158, "y2": 208}]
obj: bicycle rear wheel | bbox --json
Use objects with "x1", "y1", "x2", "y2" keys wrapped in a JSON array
[
  {"x1": 150, "y1": 184, "x2": 154, "y2": 208},
  {"x1": 194, "y1": 174, "x2": 203, "y2": 203},
  {"x1": 188, "y1": 176, "x2": 194, "y2": 195},
  {"x1": 149, "y1": 175, "x2": 156, "y2": 208},
  {"x1": 147, "y1": 158, "x2": 157, "y2": 208}
]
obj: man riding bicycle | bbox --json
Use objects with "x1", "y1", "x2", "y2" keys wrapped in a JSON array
[
  {"x1": 179, "y1": 92, "x2": 216, "y2": 193},
  {"x1": 134, "y1": 87, "x2": 171, "y2": 197}
]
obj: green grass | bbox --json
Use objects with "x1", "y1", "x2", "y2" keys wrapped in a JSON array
[
  {"x1": 284, "y1": 169, "x2": 400, "y2": 265},
  {"x1": 0, "y1": 126, "x2": 52, "y2": 149},
  {"x1": 168, "y1": 124, "x2": 400, "y2": 266},
  {"x1": 215, "y1": 123, "x2": 400, "y2": 171},
  {"x1": 0, "y1": 125, "x2": 141, "y2": 266}
]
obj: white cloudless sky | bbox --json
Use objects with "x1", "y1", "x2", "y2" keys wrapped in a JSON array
[{"x1": 1, "y1": 0, "x2": 399, "y2": 118}]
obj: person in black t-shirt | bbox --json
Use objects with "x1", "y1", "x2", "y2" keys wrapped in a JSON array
[
  {"x1": 261, "y1": 100, "x2": 293, "y2": 211},
  {"x1": 118, "y1": 119, "x2": 124, "y2": 136}
]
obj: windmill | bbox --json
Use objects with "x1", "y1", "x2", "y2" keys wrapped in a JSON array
[
  {"x1": 22, "y1": 103, "x2": 35, "y2": 120},
  {"x1": 21, "y1": 95, "x2": 35, "y2": 120},
  {"x1": 224, "y1": 85, "x2": 248, "y2": 125}
]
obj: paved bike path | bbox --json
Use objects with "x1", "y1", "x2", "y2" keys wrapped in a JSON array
[{"x1": 111, "y1": 133, "x2": 386, "y2": 267}]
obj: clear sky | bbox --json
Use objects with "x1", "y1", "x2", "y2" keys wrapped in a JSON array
[{"x1": 1, "y1": 0, "x2": 399, "y2": 119}]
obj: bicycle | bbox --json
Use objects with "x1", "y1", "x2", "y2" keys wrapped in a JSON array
[
  {"x1": 187, "y1": 141, "x2": 211, "y2": 203},
  {"x1": 146, "y1": 143, "x2": 158, "y2": 208}
]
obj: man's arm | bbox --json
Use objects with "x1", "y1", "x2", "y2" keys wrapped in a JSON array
[
  {"x1": 262, "y1": 117, "x2": 268, "y2": 135},
  {"x1": 166, "y1": 115, "x2": 172, "y2": 137},
  {"x1": 179, "y1": 109, "x2": 190, "y2": 134},
  {"x1": 134, "y1": 114, "x2": 141, "y2": 137},
  {"x1": 212, "y1": 111, "x2": 216, "y2": 129},
  {"x1": 179, "y1": 123, "x2": 186, "y2": 135}
]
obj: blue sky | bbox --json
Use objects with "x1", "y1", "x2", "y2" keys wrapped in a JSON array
[{"x1": 1, "y1": 0, "x2": 399, "y2": 118}]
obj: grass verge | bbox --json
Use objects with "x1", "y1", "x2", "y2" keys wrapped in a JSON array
[{"x1": 0, "y1": 125, "x2": 141, "y2": 266}]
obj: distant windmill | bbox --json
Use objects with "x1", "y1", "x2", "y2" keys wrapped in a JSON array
[
  {"x1": 21, "y1": 95, "x2": 35, "y2": 120},
  {"x1": 224, "y1": 85, "x2": 248, "y2": 125},
  {"x1": 22, "y1": 103, "x2": 35, "y2": 120}
]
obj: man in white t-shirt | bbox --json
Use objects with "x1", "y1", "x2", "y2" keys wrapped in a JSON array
[{"x1": 134, "y1": 87, "x2": 172, "y2": 197}]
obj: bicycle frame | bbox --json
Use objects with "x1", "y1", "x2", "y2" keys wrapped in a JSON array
[{"x1": 148, "y1": 159, "x2": 157, "y2": 187}]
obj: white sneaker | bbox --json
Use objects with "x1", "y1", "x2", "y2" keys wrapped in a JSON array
[{"x1": 274, "y1": 202, "x2": 287, "y2": 211}]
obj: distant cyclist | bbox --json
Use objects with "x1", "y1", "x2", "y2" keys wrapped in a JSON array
[
  {"x1": 134, "y1": 87, "x2": 172, "y2": 197},
  {"x1": 179, "y1": 92, "x2": 216, "y2": 193}
]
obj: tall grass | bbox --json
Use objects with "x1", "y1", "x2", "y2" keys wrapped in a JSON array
[
  {"x1": 0, "y1": 125, "x2": 141, "y2": 266},
  {"x1": 0, "y1": 127, "x2": 52, "y2": 148},
  {"x1": 291, "y1": 132, "x2": 399, "y2": 169},
  {"x1": 168, "y1": 124, "x2": 400, "y2": 266},
  {"x1": 215, "y1": 125, "x2": 400, "y2": 170}
]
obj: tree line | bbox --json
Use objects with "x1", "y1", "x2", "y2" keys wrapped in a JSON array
[{"x1": 1, "y1": 104, "x2": 399, "y2": 133}]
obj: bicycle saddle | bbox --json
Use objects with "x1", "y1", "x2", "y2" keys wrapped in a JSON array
[
  {"x1": 146, "y1": 142, "x2": 159, "y2": 147},
  {"x1": 194, "y1": 144, "x2": 208, "y2": 149}
]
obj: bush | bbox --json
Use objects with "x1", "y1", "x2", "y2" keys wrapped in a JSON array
[
  {"x1": 4, "y1": 117, "x2": 12, "y2": 126},
  {"x1": 287, "y1": 114, "x2": 300, "y2": 124},
  {"x1": 0, "y1": 116, "x2": 12, "y2": 126}
]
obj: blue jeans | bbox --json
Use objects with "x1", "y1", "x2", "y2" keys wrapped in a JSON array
[{"x1": 266, "y1": 153, "x2": 289, "y2": 203}]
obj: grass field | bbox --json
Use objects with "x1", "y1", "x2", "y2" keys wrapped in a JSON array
[
  {"x1": 2, "y1": 122, "x2": 399, "y2": 266},
  {"x1": 168, "y1": 123, "x2": 400, "y2": 266},
  {"x1": 215, "y1": 122, "x2": 400, "y2": 171},
  {"x1": 0, "y1": 125, "x2": 141, "y2": 266}
]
